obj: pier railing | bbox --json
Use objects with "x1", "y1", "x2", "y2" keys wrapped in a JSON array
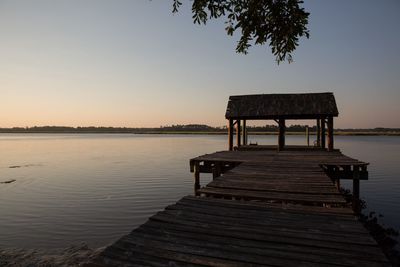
[{"x1": 320, "y1": 163, "x2": 368, "y2": 213}]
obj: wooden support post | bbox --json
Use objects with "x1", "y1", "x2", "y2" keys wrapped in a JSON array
[
  {"x1": 217, "y1": 163, "x2": 222, "y2": 177},
  {"x1": 306, "y1": 126, "x2": 310, "y2": 147},
  {"x1": 242, "y1": 120, "x2": 247, "y2": 145},
  {"x1": 321, "y1": 118, "x2": 326, "y2": 149},
  {"x1": 334, "y1": 166, "x2": 341, "y2": 190},
  {"x1": 212, "y1": 165, "x2": 217, "y2": 180},
  {"x1": 336, "y1": 179, "x2": 341, "y2": 191},
  {"x1": 278, "y1": 119, "x2": 285, "y2": 151},
  {"x1": 194, "y1": 162, "x2": 200, "y2": 196},
  {"x1": 327, "y1": 116, "x2": 334, "y2": 151},
  {"x1": 316, "y1": 119, "x2": 321, "y2": 147},
  {"x1": 228, "y1": 119, "x2": 233, "y2": 151},
  {"x1": 344, "y1": 165, "x2": 351, "y2": 179},
  {"x1": 353, "y1": 166, "x2": 361, "y2": 214},
  {"x1": 212, "y1": 162, "x2": 222, "y2": 180},
  {"x1": 327, "y1": 165, "x2": 334, "y2": 180},
  {"x1": 236, "y1": 120, "x2": 241, "y2": 147}
]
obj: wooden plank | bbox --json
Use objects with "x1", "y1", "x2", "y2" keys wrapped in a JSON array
[
  {"x1": 182, "y1": 196, "x2": 354, "y2": 216},
  {"x1": 149, "y1": 213, "x2": 384, "y2": 256},
  {"x1": 162, "y1": 205, "x2": 370, "y2": 236},
  {"x1": 164, "y1": 207, "x2": 371, "y2": 241},
  {"x1": 207, "y1": 180, "x2": 339, "y2": 194},
  {"x1": 109, "y1": 240, "x2": 263, "y2": 267},
  {"x1": 217, "y1": 179, "x2": 335, "y2": 186},
  {"x1": 98, "y1": 246, "x2": 201, "y2": 267},
  {"x1": 197, "y1": 187, "x2": 347, "y2": 205},
  {"x1": 135, "y1": 224, "x2": 389, "y2": 266},
  {"x1": 120, "y1": 233, "x2": 332, "y2": 267}
]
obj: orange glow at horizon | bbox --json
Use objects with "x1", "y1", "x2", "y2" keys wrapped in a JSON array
[{"x1": 1, "y1": 1, "x2": 399, "y2": 129}]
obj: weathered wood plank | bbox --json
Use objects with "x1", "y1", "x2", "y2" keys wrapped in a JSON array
[
  {"x1": 207, "y1": 179, "x2": 339, "y2": 194},
  {"x1": 197, "y1": 187, "x2": 347, "y2": 205},
  {"x1": 148, "y1": 214, "x2": 385, "y2": 257},
  {"x1": 182, "y1": 196, "x2": 354, "y2": 216},
  {"x1": 134, "y1": 224, "x2": 389, "y2": 267},
  {"x1": 158, "y1": 208, "x2": 371, "y2": 238},
  {"x1": 120, "y1": 234, "x2": 332, "y2": 267}
]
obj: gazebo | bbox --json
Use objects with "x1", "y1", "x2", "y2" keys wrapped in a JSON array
[{"x1": 225, "y1": 92, "x2": 339, "y2": 151}]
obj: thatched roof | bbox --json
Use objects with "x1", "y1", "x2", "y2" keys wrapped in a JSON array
[{"x1": 225, "y1": 93, "x2": 338, "y2": 120}]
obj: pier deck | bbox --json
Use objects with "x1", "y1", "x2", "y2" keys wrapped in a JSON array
[
  {"x1": 190, "y1": 150, "x2": 368, "y2": 206},
  {"x1": 88, "y1": 149, "x2": 390, "y2": 267}
]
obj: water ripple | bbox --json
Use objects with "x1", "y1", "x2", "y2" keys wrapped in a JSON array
[{"x1": 1, "y1": 134, "x2": 399, "y2": 249}]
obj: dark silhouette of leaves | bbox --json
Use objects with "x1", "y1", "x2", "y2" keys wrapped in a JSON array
[{"x1": 173, "y1": 0, "x2": 309, "y2": 63}]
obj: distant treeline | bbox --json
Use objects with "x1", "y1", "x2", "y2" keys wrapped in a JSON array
[{"x1": 0, "y1": 125, "x2": 400, "y2": 135}]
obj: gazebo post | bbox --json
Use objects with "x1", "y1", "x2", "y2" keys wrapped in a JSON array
[
  {"x1": 316, "y1": 119, "x2": 321, "y2": 147},
  {"x1": 242, "y1": 120, "x2": 247, "y2": 145},
  {"x1": 228, "y1": 119, "x2": 234, "y2": 151},
  {"x1": 236, "y1": 120, "x2": 241, "y2": 147},
  {"x1": 278, "y1": 119, "x2": 285, "y2": 151},
  {"x1": 321, "y1": 118, "x2": 326, "y2": 149},
  {"x1": 327, "y1": 116, "x2": 334, "y2": 151}
]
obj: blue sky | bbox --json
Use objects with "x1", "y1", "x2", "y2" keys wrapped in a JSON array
[{"x1": 1, "y1": 0, "x2": 399, "y2": 128}]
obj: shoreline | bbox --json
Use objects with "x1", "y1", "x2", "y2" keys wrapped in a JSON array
[
  {"x1": 0, "y1": 131, "x2": 400, "y2": 136},
  {"x1": 0, "y1": 243, "x2": 103, "y2": 267}
]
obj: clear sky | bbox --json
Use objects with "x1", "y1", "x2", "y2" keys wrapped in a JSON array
[{"x1": 1, "y1": 0, "x2": 399, "y2": 128}]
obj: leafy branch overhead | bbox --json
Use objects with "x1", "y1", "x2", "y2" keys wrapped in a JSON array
[{"x1": 173, "y1": 0, "x2": 309, "y2": 63}]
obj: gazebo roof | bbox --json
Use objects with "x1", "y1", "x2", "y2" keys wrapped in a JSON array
[{"x1": 225, "y1": 92, "x2": 339, "y2": 120}]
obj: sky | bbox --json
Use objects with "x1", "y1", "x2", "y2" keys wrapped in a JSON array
[{"x1": 1, "y1": 0, "x2": 399, "y2": 128}]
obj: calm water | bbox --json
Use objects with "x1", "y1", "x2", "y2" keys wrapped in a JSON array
[{"x1": 0, "y1": 134, "x2": 399, "y2": 249}]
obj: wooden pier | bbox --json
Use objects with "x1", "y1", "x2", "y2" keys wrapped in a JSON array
[
  {"x1": 89, "y1": 197, "x2": 389, "y2": 266},
  {"x1": 87, "y1": 150, "x2": 389, "y2": 266},
  {"x1": 87, "y1": 93, "x2": 390, "y2": 266},
  {"x1": 190, "y1": 149, "x2": 367, "y2": 210}
]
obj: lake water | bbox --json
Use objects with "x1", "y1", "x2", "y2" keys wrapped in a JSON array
[{"x1": 0, "y1": 134, "x2": 399, "y2": 249}]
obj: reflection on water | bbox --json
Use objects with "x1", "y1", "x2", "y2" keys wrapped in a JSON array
[{"x1": 0, "y1": 134, "x2": 399, "y2": 249}]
